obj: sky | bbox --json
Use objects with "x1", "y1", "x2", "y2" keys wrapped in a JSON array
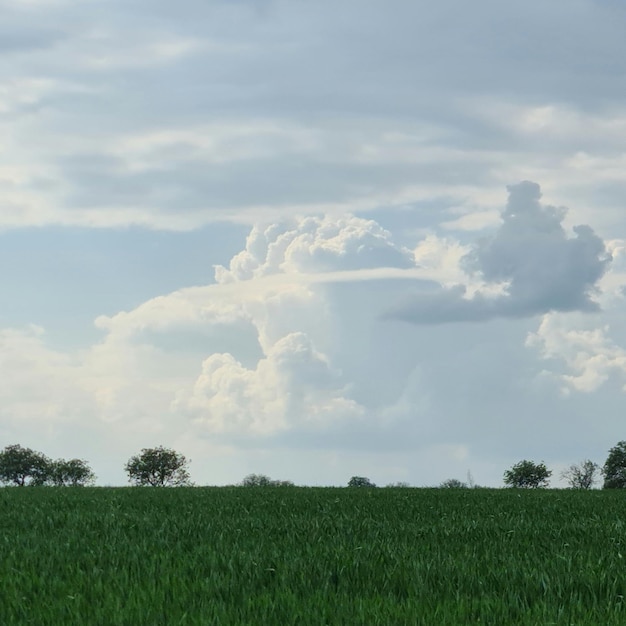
[{"x1": 1, "y1": 0, "x2": 626, "y2": 487}]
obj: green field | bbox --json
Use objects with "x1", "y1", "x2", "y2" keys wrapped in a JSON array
[{"x1": 1, "y1": 487, "x2": 625, "y2": 625}]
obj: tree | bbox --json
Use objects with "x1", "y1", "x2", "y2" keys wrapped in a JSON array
[
  {"x1": 385, "y1": 481, "x2": 411, "y2": 488},
  {"x1": 50, "y1": 458, "x2": 96, "y2": 486},
  {"x1": 602, "y1": 441, "x2": 626, "y2": 489},
  {"x1": 503, "y1": 460, "x2": 551, "y2": 489},
  {"x1": 440, "y1": 478, "x2": 467, "y2": 489},
  {"x1": 348, "y1": 476, "x2": 376, "y2": 488},
  {"x1": 241, "y1": 473, "x2": 273, "y2": 487},
  {"x1": 124, "y1": 446, "x2": 191, "y2": 486},
  {"x1": 241, "y1": 474, "x2": 294, "y2": 487},
  {"x1": 561, "y1": 459, "x2": 599, "y2": 489},
  {"x1": 0, "y1": 444, "x2": 51, "y2": 486}
]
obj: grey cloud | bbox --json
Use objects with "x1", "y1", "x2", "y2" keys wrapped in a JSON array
[
  {"x1": 0, "y1": 3, "x2": 69, "y2": 55},
  {"x1": 388, "y1": 182, "x2": 612, "y2": 324},
  {"x1": 53, "y1": 134, "x2": 493, "y2": 219},
  {"x1": 388, "y1": 285, "x2": 501, "y2": 325},
  {"x1": 3, "y1": 0, "x2": 626, "y2": 229},
  {"x1": 0, "y1": 25, "x2": 65, "y2": 54},
  {"x1": 467, "y1": 182, "x2": 610, "y2": 312},
  {"x1": 93, "y1": 0, "x2": 626, "y2": 109},
  {"x1": 8, "y1": 1, "x2": 626, "y2": 121}
]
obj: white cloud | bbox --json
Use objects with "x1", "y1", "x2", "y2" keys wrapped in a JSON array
[
  {"x1": 526, "y1": 313, "x2": 626, "y2": 394},
  {"x1": 413, "y1": 235, "x2": 471, "y2": 286},
  {"x1": 182, "y1": 331, "x2": 363, "y2": 436},
  {"x1": 215, "y1": 214, "x2": 415, "y2": 283}
]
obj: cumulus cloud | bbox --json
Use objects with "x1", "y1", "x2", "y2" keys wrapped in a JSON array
[
  {"x1": 88, "y1": 215, "x2": 412, "y2": 441},
  {"x1": 181, "y1": 332, "x2": 363, "y2": 436},
  {"x1": 214, "y1": 214, "x2": 414, "y2": 283},
  {"x1": 388, "y1": 181, "x2": 612, "y2": 324},
  {"x1": 173, "y1": 215, "x2": 416, "y2": 436},
  {"x1": 526, "y1": 313, "x2": 626, "y2": 394}
]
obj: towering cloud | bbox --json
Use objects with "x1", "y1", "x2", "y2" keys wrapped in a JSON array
[
  {"x1": 169, "y1": 215, "x2": 414, "y2": 437},
  {"x1": 215, "y1": 214, "x2": 415, "y2": 283}
]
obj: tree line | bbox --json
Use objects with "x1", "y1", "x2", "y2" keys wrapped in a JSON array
[
  {"x1": 2, "y1": 442, "x2": 626, "y2": 488},
  {"x1": 499, "y1": 443, "x2": 626, "y2": 490},
  {"x1": 0, "y1": 445, "x2": 188, "y2": 488}
]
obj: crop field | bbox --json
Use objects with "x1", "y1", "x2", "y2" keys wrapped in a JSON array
[{"x1": 1, "y1": 487, "x2": 625, "y2": 625}]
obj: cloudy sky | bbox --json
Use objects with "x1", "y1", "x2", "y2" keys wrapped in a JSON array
[{"x1": 2, "y1": 0, "x2": 626, "y2": 487}]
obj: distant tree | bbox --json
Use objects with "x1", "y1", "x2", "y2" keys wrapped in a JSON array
[
  {"x1": 242, "y1": 473, "x2": 273, "y2": 487},
  {"x1": 348, "y1": 476, "x2": 376, "y2": 488},
  {"x1": 440, "y1": 478, "x2": 468, "y2": 489},
  {"x1": 241, "y1": 474, "x2": 294, "y2": 487},
  {"x1": 602, "y1": 441, "x2": 626, "y2": 489},
  {"x1": 561, "y1": 459, "x2": 599, "y2": 489},
  {"x1": 50, "y1": 458, "x2": 96, "y2": 487},
  {"x1": 0, "y1": 444, "x2": 51, "y2": 486},
  {"x1": 503, "y1": 460, "x2": 551, "y2": 489},
  {"x1": 125, "y1": 446, "x2": 191, "y2": 487},
  {"x1": 385, "y1": 481, "x2": 411, "y2": 488}
]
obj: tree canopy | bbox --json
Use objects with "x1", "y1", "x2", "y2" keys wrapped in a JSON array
[
  {"x1": 602, "y1": 441, "x2": 626, "y2": 489},
  {"x1": 0, "y1": 445, "x2": 96, "y2": 487},
  {"x1": 503, "y1": 460, "x2": 551, "y2": 489},
  {"x1": 124, "y1": 446, "x2": 191, "y2": 487},
  {"x1": 50, "y1": 458, "x2": 96, "y2": 487},
  {"x1": 348, "y1": 476, "x2": 376, "y2": 488},
  {"x1": 241, "y1": 474, "x2": 294, "y2": 487},
  {"x1": 0, "y1": 444, "x2": 51, "y2": 486}
]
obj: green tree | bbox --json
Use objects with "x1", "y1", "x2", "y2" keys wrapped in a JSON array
[
  {"x1": 348, "y1": 476, "x2": 376, "y2": 488},
  {"x1": 602, "y1": 441, "x2": 626, "y2": 489},
  {"x1": 561, "y1": 459, "x2": 599, "y2": 489},
  {"x1": 241, "y1": 474, "x2": 294, "y2": 487},
  {"x1": 440, "y1": 478, "x2": 468, "y2": 489},
  {"x1": 0, "y1": 444, "x2": 51, "y2": 486},
  {"x1": 241, "y1": 473, "x2": 273, "y2": 487},
  {"x1": 503, "y1": 460, "x2": 551, "y2": 489},
  {"x1": 50, "y1": 458, "x2": 96, "y2": 486},
  {"x1": 124, "y1": 446, "x2": 191, "y2": 487}
]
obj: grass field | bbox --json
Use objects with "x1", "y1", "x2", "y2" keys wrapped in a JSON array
[{"x1": 1, "y1": 486, "x2": 625, "y2": 625}]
